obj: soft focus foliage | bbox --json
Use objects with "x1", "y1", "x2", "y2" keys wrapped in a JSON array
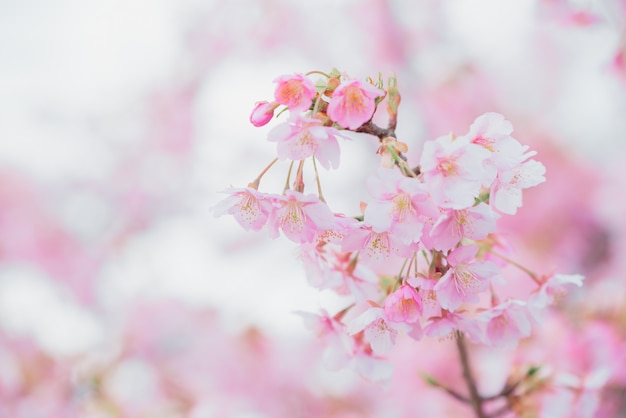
[{"x1": 2, "y1": 0, "x2": 626, "y2": 417}]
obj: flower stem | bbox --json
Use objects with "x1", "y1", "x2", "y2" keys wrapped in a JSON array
[
  {"x1": 311, "y1": 157, "x2": 325, "y2": 202},
  {"x1": 455, "y1": 331, "x2": 486, "y2": 418},
  {"x1": 487, "y1": 249, "x2": 542, "y2": 285},
  {"x1": 249, "y1": 157, "x2": 278, "y2": 189}
]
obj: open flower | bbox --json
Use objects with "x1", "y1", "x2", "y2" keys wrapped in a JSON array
[
  {"x1": 268, "y1": 190, "x2": 335, "y2": 243},
  {"x1": 273, "y1": 73, "x2": 317, "y2": 112},
  {"x1": 267, "y1": 114, "x2": 343, "y2": 170},
  {"x1": 422, "y1": 202, "x2": 499, "y2": 252},
  {"x1": 479, "y1": 299, "x2": 531, "y2": 349},
  {"x1": 384, "y1": 284, "x2": 423, "y2": 324},
  {"x1": 327, "y1": 79, "x2": 384, "y2": 129},
  {"x1": 419, "y1": 133, "x2": 492, "y2": 209},
  {"x1": 363, "y1": 168, "x2": 438, "y2": 245},
  {"x1": 212, "y1": 187, "x2": 274, "y2": 231},
  {"x1": 434, "y1": 244, "x2": 499, "y2": 311}
]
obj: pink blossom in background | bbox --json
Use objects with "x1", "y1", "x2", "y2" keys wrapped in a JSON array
[{"x1": 3, "y1": 0, "x2": 626, "y2": 416}]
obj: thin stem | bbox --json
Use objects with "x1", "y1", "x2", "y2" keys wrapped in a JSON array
[
  {"x1": 249, "y1": 157, "x2": 279, "y2": 189},
  {"x1": 386, "y1": 144, "x2": 417, "y2": 178},
  {"x1": 293, "y1": 160, "x2": 305, "y2": 192},
  {"x1": 455, "y1": 331, "x2": 486, "y2": 418},
  {"x1": 283, "y1": 161, "x2": 295, "y2": 193},
  {"x1": 487, "y1": 249, "x2": 542, "y2": 285},
  {"x1": 305, "y1": 70, "x2": 330, "y2": 78},
  {"x1": 311, "y1": 157, "x2": 325, "y2": 202}
]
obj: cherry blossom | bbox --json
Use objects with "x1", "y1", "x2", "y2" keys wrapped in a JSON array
[
  {"x1": 212, "y1": 187, "x2": 274, "y2": 231},
  {"x1": 327, "y1": 79, "x2": 384, "y2": 129},
  {"x1": 490, "y1": 156, "x2": 546, "y2": 215},
  {"x1": 422, "y1": 202, "x2": 499, "y2": 252},
  {"x1": 267, "y1": 114, "x2": 343, "y2": 169},
  {"x1": 267, "y1": 190, "x2": 335, "y2": 243},
  {"x1": 434, "y1": 244, "x2": 499, "y2": 311},
  {"x1": 419, "y1": 133, "x2": 492, "y2": 209},
  {"x1": 250, "y1": 100, "x2": 280, "y2": 127},
  {"x1": 480, "y1": 299, "x2": 532, "y2": 349},
  {"x1": 347, "y1": 305, "x2": 411, "y2": 355},
  {"x1": 273, "y1": 73, "x2": 317, "y2": 112},
  {"x1": 363, "y1": 167, "x2": 438, "y2": 245},
  {"x1": 384, "y1": 284, "x2": 423, "y2": 324},
  {"x1": 527, "y1": 273, "x2": 585, "y2": 321}
]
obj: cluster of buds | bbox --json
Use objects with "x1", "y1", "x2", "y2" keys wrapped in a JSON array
[{"x1": 214, "y1": 69, "x2": 584, "y2": 383}]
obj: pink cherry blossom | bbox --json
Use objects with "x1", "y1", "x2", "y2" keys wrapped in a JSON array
[
  {"x1": 267, "y1": 114, "x2": 343, "y2": 169},
  {"x1": 297, "y1": 310, "x2": 353, "y2": 370},
  {"x1": 490, "y1": 156, "x2": 546, "y2": 215},
  {"x1": 527, "y1": 273, "x2": 584, "y2": 321},
  {"x1": 300, "y1": 243, "x2": 380, "y2": 303},
  {"x1": 384, "y1": 284, "x2": 423, "y2": 324},
  {"x1": 422, "y1": 202, "x2": 499, "y2": 252},
  {"x1": 363, "y1": 168, "x2": 438, "y2": 245},
  {"x1": 480, "y1": 299, "x2": 532, "y2": 349},
  {"x1": 407, "y1": 275, "x2": 442, "y2": 318},
  {"x1": 422, "y1": 311, "x2": 483, "y2": 343},
  {"x1": 419, "y1": 133, "x2": 492, "y2": 209},
  {"x1": 434, "y1": 244, "x2": 499, "y2": 311},
  {"x1": 461, "y1": 112, "x2": 529, "y2": 183},
  {"x1": 341, "y1": 222, "x2": 418, "y2": 265},
  {"x1": 249, "y1": 100, "x2": 279, "y2": 127},
  {"x1": 347, "y1": 305, "x2": 411, "y2": 355},
  {"x1": 273, "y1": 73, "x2": 317, "y2": 112},
  {"x1": 212, "y1": 187, "x2": 273, "y2": 231},
  {"x1": 268, "y1": 190, "x2": 335, "y2": 243},
  {"x1": 327, "y1": 79, "x2": 384, "y2": 129}
]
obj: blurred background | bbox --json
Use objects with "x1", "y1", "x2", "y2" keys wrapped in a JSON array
[{"x1": 1, "y1": 0, "x2": 626, "y2": 416}]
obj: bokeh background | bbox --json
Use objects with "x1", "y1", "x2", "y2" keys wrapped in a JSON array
[{"x1": 1, "y1": 0, "x2": 626, "y2": 416}]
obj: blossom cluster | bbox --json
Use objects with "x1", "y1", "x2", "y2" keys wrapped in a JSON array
[{"x1": 214, "y1": 70, "x2": 584, "y2": 385}]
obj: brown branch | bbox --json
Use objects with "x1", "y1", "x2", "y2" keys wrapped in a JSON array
[
  {"x1": 455, "y1": 331, "x2": 486, "y2": 418},
  {"x1": 355, "y1": 120, "x2": 395, "y2": 139}
]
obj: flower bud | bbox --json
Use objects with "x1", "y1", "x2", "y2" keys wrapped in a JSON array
[{"x1": 250, "y1": 101, "x2": 279, "y2": 127}]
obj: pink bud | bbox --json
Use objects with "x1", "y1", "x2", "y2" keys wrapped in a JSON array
[{"x1": 250, "y1": 101, "x2": 279, "y2": 127}]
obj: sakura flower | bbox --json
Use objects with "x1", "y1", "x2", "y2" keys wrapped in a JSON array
[
  {"x1": 422, "y1": 202, "x2": 499, "y2": 252},
  {"x1": 422, "y1": 311, "x2": 483, "y2": 343},
  {"x1": 212, "y1": 187, "x2": 273, "y2": 231},
  {"x1": 249, "y1": 100, "x2": 279, "y2": 127},
  {"x1": 434, "y1": 244, "x2": 499, "y2": 311},
  {"x1": 299, "y1": 243, "x2": 379, "y2": 303},
  {"x1": 297, "y1": 310, "x2": 353, "y2": 370},
  {"x1": 350, "y1": 348, "x2": 394, "y2": 382},
  {"x1": 363, "y1": 168, "x2": 438, "y2": 245},
  {"x1": 384, "y1": 284, "x2": 423, "y2": 324},
  {"x1": 382, "y1": 286, "x2": 424, "y2": 341},
  {"x1": 461, "y1": 112, "x2": 526, "y2": 182},
  {"x1": 267, "y1": 114, "x2": 343, "y2": 169},
  {"x1": 419, "y1": 133, "x2": 492, "y2": 209},
  {"x1": 527, "y1": 273, "x2": 584, "y2": 321},
  {"x1": 327, "y1": 79, "x2": 384, "y2": 129},
  {"x1": 490, "y1": 157, "x2": 546, "y2": 215},
  {"x1": 479, "y1": 299, "x2": 531, "y2": 349},
  {"x1": 341, "y1": 222, "x2": 418, "y2": 266},
  {"x1": 407, "y1": 275, "x2": 441, "y2": 318},
  {"x1": 347, "y1": 305, "x2": 412, "y2": 355},
  {"x1": 273, "y1": 73, "x2": 317, "y2": 112},
  {"x1": 268, "y1": 190, "x2": 335, "y2": 243}
]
